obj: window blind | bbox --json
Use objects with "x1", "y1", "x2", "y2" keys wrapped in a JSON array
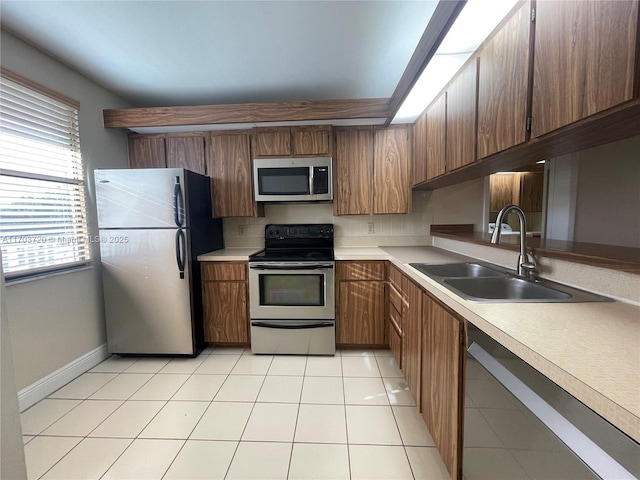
[{"x1": 0, "y1": 72, "x2": 90, "y2": 278}]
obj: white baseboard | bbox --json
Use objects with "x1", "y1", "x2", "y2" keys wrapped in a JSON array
[{"x1": 18, "y1": 344, "x2": 110, "y2": 412}]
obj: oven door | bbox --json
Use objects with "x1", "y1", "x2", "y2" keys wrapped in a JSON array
[{"x1": 249, "y1": 261, "x2": 335, "y2": 319}]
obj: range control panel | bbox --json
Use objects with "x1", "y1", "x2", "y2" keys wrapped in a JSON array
[{"x1": 265, "y1": 223, "x2": 334, "y2": 240}]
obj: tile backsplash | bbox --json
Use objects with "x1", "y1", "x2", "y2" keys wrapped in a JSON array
[
  {"x1": 223, "y1": 178, "x2": 487, "y2": 249},
  {"x1": 224, "y1": 191, "x2": 433, "y2": 248}
]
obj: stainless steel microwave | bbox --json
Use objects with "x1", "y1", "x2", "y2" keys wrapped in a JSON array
[{"x1": 253, "y1": 157, "x2": 333, "y2": 202}]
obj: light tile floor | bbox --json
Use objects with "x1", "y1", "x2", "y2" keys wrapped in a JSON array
[{"x1": 21, "y1": 348, "x2": 451, "y2": 480}]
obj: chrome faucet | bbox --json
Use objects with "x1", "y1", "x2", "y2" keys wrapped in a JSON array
[{"x1": 491, "y1": 204, "x2": 536, "y2": 278}]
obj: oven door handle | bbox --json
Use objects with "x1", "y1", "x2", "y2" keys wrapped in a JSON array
[
  {"x1": 249, "y1": 263, "x2": 334, "y2": 270},
  {"x1": 251, "y1": 321, "x2": 334, "y2": 330}
]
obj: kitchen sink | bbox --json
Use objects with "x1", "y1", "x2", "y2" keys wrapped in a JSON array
[
  {"x1": 443, "y1": 277, "x2": 572, "y2": 302},
  {"x1": 410, "y1": 262, "x2": 504, "y2": 278},
  {"x1": 409, "y1": 262, "x2": 612, "y2": 303}
]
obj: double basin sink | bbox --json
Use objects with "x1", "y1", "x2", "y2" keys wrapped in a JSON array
[{"x1": 409, "y1": 262, "x2": 611, "y2": 303}]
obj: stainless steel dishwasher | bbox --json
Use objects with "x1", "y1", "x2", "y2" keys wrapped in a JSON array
[{"x1": 464, "y1": 323, "x2": 639, "y2": 480}]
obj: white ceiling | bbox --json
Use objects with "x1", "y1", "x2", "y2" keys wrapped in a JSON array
[{"x1": 0, "y1": 1, "x2": 437, "y2": 109}]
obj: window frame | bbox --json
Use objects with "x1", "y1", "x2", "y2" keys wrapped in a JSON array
[{"x1": 1, "y1": 67, "x2": 92, "y2": 281}]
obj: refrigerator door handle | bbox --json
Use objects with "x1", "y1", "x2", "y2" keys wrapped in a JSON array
[
  {"x1": 173, "y1": 176, "x2": 185, "y2": 228},
  {"x1": 175, "y1": 228, "x2": 186, "y2": 279}
]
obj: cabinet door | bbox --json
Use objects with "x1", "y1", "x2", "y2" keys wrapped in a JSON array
[
  {"x1": 519, "y1": 172, "x2": 544, "y2": 212},
  {"x1": 166, "y1": 134, "x2": 205, "y2": 174},
  {"x1": 373, "y1": 126, "x2": 410, "y2": 214},
  {"x1": 207, "y1": 132, "x2": 259, "y2": 217},
  {"x1": 202, "y1": 281, "x2": 248, "y2": 343},
  {"x1": 531, "y1": 1, "x2": 638, "y2": 138},
  {"x1": 446, "y1": 58, "x2": 478, "y2": 172},
  {"x1": 421, "y1": 295, "x2": 464, "y2": 480},
  {"x1": 412, "y1": 111, "x2": 428, "y2": 185},
  {"x1": 337, "y1": 280, "x2": 385, "y2": 345},
  {"x1": 291, "y1": 126, "x2": 332, "y2": 156},
  {"x1": 426, "y1": 93, "x2": 446, "y2": 180},
  {"x1": 253, "y1": 127, "x2": 292, "y2": 157},
  {"x1": 477, "y1": 1, "x2": 531, "y2": 159},
  {"x1": 334, "y1": 128, "x2": 374, "y2": 215},
  {"x1": 128, "y1": 135, "x2": 166, "y2": 169},
  {"x1": 489, "y1": 173, "x2": 519, "y2": 212},
  {"x1": 402, "y1": 279, "x2": 423, "y2": 406}
]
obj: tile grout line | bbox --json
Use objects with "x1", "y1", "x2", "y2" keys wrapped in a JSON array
[
  {"x1": 158, "y1": 349, "x2": 224, "y2": 479},
  {"x1": 340, "y1": 351, "x2": 353, "y2": 480},
  {"x1": 285, "y1": 354, "x2": 309, "y2": 479},
  {"x1": 221, "y1": 352, "x2": 273, "y2": 480}
]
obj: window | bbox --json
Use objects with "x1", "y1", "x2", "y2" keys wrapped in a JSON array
[{"x1": 0, "y1": 69, "x2": 90, "y2": 279}]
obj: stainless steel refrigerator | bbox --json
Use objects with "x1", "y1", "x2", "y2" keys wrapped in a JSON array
[{"x1": 95, "y1": 168, "x2": 223, "y2": 355}]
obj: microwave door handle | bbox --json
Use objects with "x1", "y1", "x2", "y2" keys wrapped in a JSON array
[{"x1": 309, "y1": 166, "x2": 314, "y2": 195}]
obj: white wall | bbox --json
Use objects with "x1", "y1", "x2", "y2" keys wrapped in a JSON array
[
  {"x1": 1, "y1": 258, "x2": 27, "y2": 480},
  {"x1": 223, "y1": 178, "x2": 486, "y2": 248},
  {"x1": 1, "y1": 30, "x2": 131, "y2": 390},
  {"x1": 546, "y1": 135, "x2": 640, "y2": 247},
  {"x1": 573, "y1": 136, "x2": 640, "y2": 248}
]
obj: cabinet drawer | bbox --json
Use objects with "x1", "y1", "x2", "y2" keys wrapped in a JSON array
[
  {"x1": 389, "y1": 302, "x2": 402, "y2": 334},
  {"x1": 389, "y1": 264, "x2": 403, "y2": 290},
  {"x1": 388, "y1": 323, "x2": 402, "y2": 369},
  {"x1": 201, "y1": 262, "x2": 247, "y2": 281},
  {"x1": 337, "y1": 261, "x2": 385, "y2": 281},
  {"x1": 388, "y1": 283, "x2": 404, "y2": 315}
]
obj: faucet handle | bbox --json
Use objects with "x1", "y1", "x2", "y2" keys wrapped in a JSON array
[{"x1": 520, "y1": 261, "x2": 537, "y2": 279}]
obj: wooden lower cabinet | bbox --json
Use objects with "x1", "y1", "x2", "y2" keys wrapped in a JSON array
[
  {"x1": 402, "y1": 279, "x2": 423, "y2": 406},
  {"x1": 387, "y1": 275, "x2": 404, "y2": 368},
  {"x1": 336, "y1": 261, "x2": 386, "y2": 346},
  {"x1": 421, "y1": 293, "x2": 465, "y2": 480},
  {"x1": 201, "y1": 262, "x2": 249, "y2": 344}
]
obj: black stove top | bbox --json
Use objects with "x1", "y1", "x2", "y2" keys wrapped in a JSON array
[{"x1": 249, "y1": 223, "x2": 334, "y2": 262}]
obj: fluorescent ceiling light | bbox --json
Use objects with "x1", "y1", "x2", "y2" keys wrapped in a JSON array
[{"x1": 393, "y1": 0, "x2": 519, "y2": 124}]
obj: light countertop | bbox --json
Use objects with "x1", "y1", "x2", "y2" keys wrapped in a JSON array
[
  {"x1": 199, "y1": 245, "x2": 640, "y2": 441},
  {"x1": 198, "y1": 248, "x2": 260, "y2": 261}
]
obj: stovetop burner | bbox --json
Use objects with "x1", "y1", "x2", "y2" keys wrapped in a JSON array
[{"x1": 249, "y1": 223, "x2": 334, "y2": 262}]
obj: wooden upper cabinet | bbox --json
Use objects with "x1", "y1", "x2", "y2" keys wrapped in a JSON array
[
  {"x1": 446, "y1": 58, "x2": 479, "y2": 172},
  {"x1": 490, "y1": 171, "x2": 544, "y2": 212},
  {"x1": 518, "y1": 171, "x2": 544, "y2": 212},
  {"x1": 489, "y1": 174, "x2": 520, "y2": 212},
  {"x1": 253, "y1": 126, "x2": 333, "y2": 157},
  {"x1": 207, "y1": 131, "x2": 260, "y2": 217},
  {"x1": 128, "y1": 134, "x2": 166, "y2": 169},
  {"x1": 291, "y1": 126, "x2": 332, "y2": 156},
  {"x1": 373, "y1": 126, "x2": 410, "y2": 214},
  {"x1": 335, "y1": 126, "x2": 410, "y2": 215},
  {"x1": 412, "y1": 111, "x2": 428, "y2": 185},
  {"x1": 477, "y1": 1, "x2": 532, "y2": 159},
  {"x1": 166, "y1": 133, "x2": 206, "y2": 174},
  {"x1": 253, "y1": 128, "x2": 292, "y2": 157},
  {"x1": 426, "y1": 93, "x2": 447, "y2": 180},
  {"x1": 531, "y1": 0, "x2": 638, "y2": 138},
  {"x1": 421, "y1": 294, "x2": 465, "y2": 480},
  {"x1": 334, "y1": 127, "x2": 374, "y2": 215}
]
